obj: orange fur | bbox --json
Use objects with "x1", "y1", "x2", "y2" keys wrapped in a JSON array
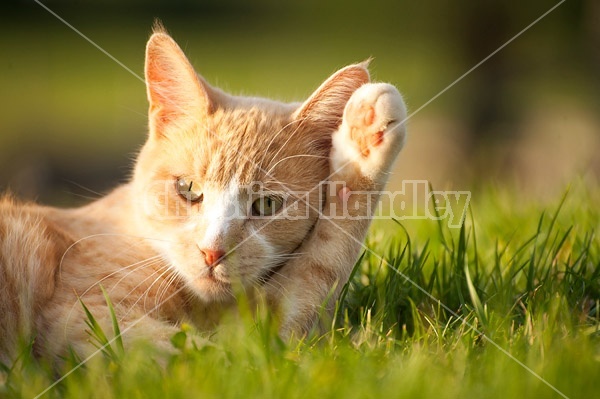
[{"x1": 0, "y1": 28, "x2": 406, "y2": 363}]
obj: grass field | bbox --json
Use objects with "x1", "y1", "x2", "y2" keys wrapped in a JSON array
[
  {"x1": 1, "y1": 2, "x2": 599, "y2": 398},
  {"x1": 2, "y1": 182, "x2": 598, "y2": 399}
]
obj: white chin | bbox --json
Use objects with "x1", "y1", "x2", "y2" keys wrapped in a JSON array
[{"x1": 191, "y1": 276, "x2": 233, "y2": 303}]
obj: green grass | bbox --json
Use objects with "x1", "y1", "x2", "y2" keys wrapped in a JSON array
[{"x1": 2, "y1": 183, "x2": 599, "y2": 399}]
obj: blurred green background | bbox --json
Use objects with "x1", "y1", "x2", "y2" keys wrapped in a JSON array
[{"x1": 1, "y1": 0, "x2": 599, "y2": 205}]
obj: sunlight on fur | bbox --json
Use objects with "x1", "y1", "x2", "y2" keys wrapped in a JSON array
[{"x1": 0, "y1": 24, "x2": 406, "y2": 364}]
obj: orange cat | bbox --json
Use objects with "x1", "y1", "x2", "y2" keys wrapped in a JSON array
[{"x1": 0, "y1": 26, "x2": 406, "y2": 364}]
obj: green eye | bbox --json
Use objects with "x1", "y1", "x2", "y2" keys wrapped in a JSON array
[
  {"x1": 252, "y1": 196, "x2": 283, "y2": 216},
  {"x1": 175, "y1": 177, "x2": 203, "y2": 202}
]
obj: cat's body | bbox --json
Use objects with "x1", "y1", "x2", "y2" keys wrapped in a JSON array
[
  {"x1": 1, "y1": 186, "x2": 209, "y2": 361},
  {"x1": 0, "y1": 26, "x2": 407, "y2": 364}
]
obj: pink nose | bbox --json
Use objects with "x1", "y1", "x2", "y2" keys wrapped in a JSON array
[{"x1": 201, "y1": 249, "x2": 226, "y2": 267}]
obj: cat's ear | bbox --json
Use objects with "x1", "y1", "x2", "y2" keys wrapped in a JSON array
[
  {"x1": 145, "y1": 27, "x2": 213, "y2": 137},
  {"x1": 293, "y1": 61, "x2": 370, "y2": 131}
]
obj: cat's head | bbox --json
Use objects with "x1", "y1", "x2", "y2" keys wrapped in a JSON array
[{"x1": 132, "y1": 26, "x2": 369, "y2": 302}]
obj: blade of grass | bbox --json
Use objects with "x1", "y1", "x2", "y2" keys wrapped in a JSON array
[{"x1": 100, "y1": 285, "x2": 124, "y2": 358}]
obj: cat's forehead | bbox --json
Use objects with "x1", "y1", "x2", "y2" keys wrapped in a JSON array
[{"x1": 196, "y1": 107, "x2": 311, "y2": 187}]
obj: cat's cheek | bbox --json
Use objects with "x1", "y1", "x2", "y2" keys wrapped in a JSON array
[{"x1": 238, "y1": 230, "x2": 291, "y2": 286}]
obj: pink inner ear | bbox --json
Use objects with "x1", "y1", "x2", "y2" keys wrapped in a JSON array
[
  {"x1": 144, "y1": 33, "x2": 212, "y2": 135},
  {"x1": 146, "y1": 61, "x2": 180, "y2": 129}
]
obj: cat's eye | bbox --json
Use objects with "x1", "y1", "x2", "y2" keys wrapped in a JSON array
[
  {"x1": 175, "y1": 177, "x2": 203, "y2": 202},
  {"x1": 252, "y1": 196, "x2": 283, "y2": 216}
]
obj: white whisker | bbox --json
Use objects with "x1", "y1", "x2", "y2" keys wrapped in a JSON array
[
  {"x1": 63, "y1": 255, "x2": 164, "y2": 340},
  {"x1": 265, "y1": 154, "x2": 329, "y2": 176},
  {"x1": 155, "y1": 270, "x2": 184, "y2": 310},
  {"x1": 120, "y1": 264, "x2": 173, "y2": 322},
  {"x1": 263, "y1": 117, "x2": 307, "y2": 175},
  {"x1": 108, "y1": 257, "x2": 164, "y2": 295},
  {"x1": 258, "y1": 117, "x2": 306, "y2": 170},
  {"x1": 112, "y1": 264, "x2": 169, "y2": 311}
]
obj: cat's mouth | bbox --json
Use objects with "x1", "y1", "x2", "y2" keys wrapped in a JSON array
[{"x1": 203, "y1": 269, "x2": 229, "y2": 285}]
